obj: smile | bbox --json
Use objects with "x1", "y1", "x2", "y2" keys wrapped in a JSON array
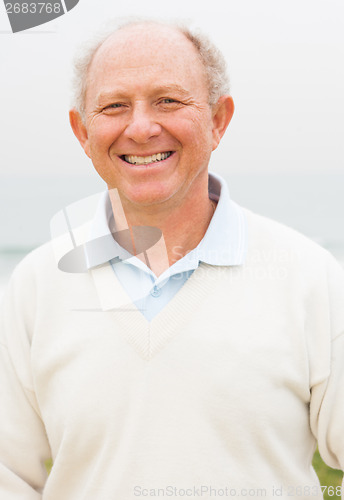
[{"x1": 122, "y1": 151, "x2": 173, "y2": 165}]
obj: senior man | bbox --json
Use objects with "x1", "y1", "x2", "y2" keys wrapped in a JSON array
[{"x1": 1, "y1": 19, "x2": 344, "y2": 500}]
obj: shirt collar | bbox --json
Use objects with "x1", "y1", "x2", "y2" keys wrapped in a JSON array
[
  {"x1": 85, "y1": 172, "x2": 247, "y2": 270},
  {"x1": 195, "y1": 172, "x2": 247, "y2": 266}
]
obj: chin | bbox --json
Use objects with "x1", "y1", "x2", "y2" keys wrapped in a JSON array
[
  {"x1": 123, "y1": 183, "x2": 177, "y2": 207},
  {"x1": 128, "y1": 194, "x2": 170, "y2": 208}
]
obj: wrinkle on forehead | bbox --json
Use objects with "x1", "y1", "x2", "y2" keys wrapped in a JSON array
[
  {"x1": 87, "y1": 23, "x2": 207, "y2": 88},
  {"x1": 101, "y1": 22, "x2": 195, "y2": 57}
]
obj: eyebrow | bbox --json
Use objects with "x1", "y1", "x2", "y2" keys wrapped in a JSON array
[
  {"x1": 152, "y1": 85, "x2": 191, "y2": 97},
  {"x1": 96, "y1": 84, "x2": 191, "y2": 103}
]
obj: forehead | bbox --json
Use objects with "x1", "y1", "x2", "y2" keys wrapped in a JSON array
[{"x1": 86, "y1": 24, "x2": 208, "y2": 98}]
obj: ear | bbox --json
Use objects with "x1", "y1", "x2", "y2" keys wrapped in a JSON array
[
  {"x1": 211, "y1": 96, "x2": 235, "y2": 151},
  {"x1": 69, "y1": 108, "x2": 91, "y2": 158}
]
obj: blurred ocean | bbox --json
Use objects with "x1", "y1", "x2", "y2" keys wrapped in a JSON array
[{"x1": 1, "y1": 173, "x2": 344, "y2": 299}]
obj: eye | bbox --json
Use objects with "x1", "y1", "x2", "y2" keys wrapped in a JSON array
[
  {"x1": 101, "y1": 102, "x2": 127, "y2": 114},
  {"x1": 108, "y1": 103, "x2": 123, "y2": 109},
  {"x1": 161, "y1": 98, "x2": 178, "y2": 104},
  {"x1": 101, "y1": 103, "x2": 126, "y2": 112}
]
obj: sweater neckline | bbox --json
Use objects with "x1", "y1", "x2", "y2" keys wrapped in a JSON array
[{"x1": 90, "y1": 261, "x2": 220, "y2": 360}]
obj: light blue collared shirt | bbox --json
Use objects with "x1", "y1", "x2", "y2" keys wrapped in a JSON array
[{"x1": 87, "y1": 173, "x2": 247, "y2": 321}]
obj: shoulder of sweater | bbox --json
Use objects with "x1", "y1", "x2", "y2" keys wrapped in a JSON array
[
  {"x1": 241, "y1": 206, "x2": 343, "y2": 273},
  {"x1": 9, "y1": 220, "x2": 91, "y2": 285},
  {"x1": 7, "y1": 241, "x2": 57, "y2": 292}
]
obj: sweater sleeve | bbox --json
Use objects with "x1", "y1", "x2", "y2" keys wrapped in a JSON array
[
  {"x1": 309, "y1": 254, "x2": 344, "y2": 479},
  {"x1": 0, "y1": 259, "x2": 51, "y2": 498}
]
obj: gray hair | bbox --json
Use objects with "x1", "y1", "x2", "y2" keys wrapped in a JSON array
[{"x1": 71, "y1": 18, "x2": 230, "y2": 122}]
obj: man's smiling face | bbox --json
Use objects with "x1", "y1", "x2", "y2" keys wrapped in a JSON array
[{"x1": 71, "y1": 24, "x2": 226, "y2": 209}]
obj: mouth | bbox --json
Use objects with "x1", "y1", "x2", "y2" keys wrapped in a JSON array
[{"x1": 120, "y1": 151, "x2": 174, "y2": 166}]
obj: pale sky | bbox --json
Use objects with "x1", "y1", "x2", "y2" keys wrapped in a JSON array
[{"x1": 0, "y1": 0, "x2": 343, "y2": 176}]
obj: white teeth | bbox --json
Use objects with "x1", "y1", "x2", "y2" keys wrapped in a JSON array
[{"x1": 124, "y1": 152, "x2": 172, "y2": 165}]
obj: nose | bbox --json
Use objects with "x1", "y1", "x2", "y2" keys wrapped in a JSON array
[{"x1": 124, "y1": 103, "x2": 162, "y2": 143}]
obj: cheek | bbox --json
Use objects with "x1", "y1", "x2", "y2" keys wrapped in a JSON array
[
  {"x1": 169, "y1": 114, "x2": 213, "y2": 152},
  {"x1": 88, "y1": 118, "x2": 123, "y2": 152},
  {"x1": 187, "y1": 120, "x2": 214, "y2": 154}
]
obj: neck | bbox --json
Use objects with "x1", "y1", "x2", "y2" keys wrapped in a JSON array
[{"x1": 108, "y1": 179, "x2": 216, "y2": 276}]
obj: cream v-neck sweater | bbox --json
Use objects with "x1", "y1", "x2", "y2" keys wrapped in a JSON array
[{"x1": 1, "y1": 208, "x2": 344, "y2": 500}]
